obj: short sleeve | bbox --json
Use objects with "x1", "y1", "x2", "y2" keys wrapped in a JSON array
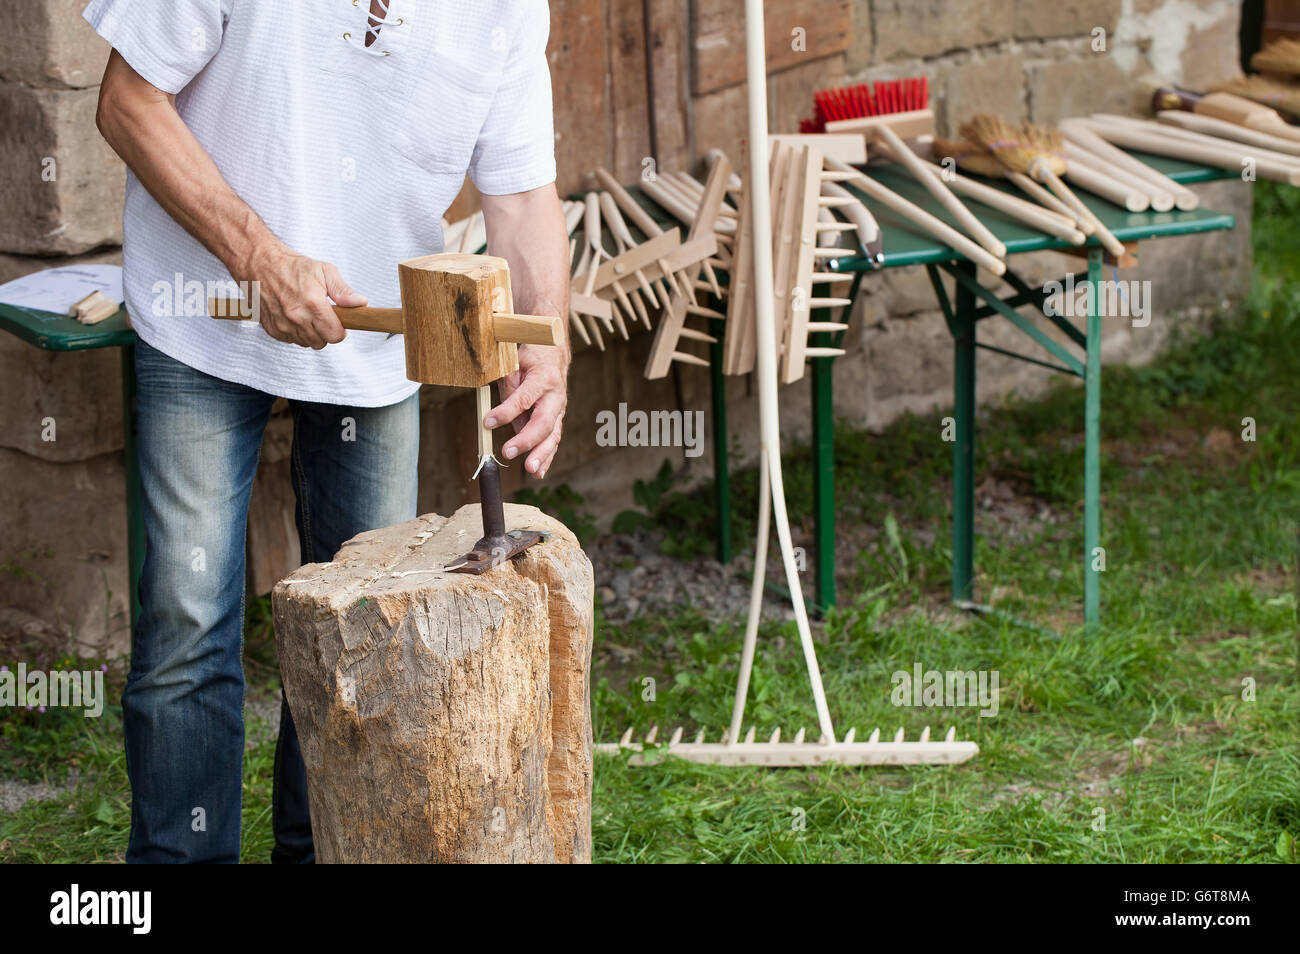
[
  {"x1": 83, "y1": 0, "x2": 229, "y2": 95},
  {"x1": 468, "y1": 2, "x2": 557, "y2": 195}
]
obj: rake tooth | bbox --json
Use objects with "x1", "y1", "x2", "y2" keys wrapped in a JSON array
[
  {"x1": 743, "y1": 726, "x2": 756, "y2": 744},
  {"x1": 920, "y1": 725, "x2": 931, "y2": 744},
  {"x1": 817, "y1": 733, "x2": 828, "y2": 745},
  {"x1": 769, "y1": 727, "x2": 781, "y2": 744},
  {"x1": 793, "y1": 727, "x2": 806, "y2": 744},
  {"x1": 868, "y1": 727, "x2": 881, "y2": 744},
  {"x1": 944, "y1": 727, "x2": 956, "y2": 743},
  {"x1": 694, "y1": 729, "x2": 705, "y2": 744},
  {"x1": 619, "y1": 727, "x2": 634, "y2": 746},
  {"x1": 718, "y1": 728, "x2": 728, "y2": 744},
  {"x1": 645, "y1": 725, "x2": 659, "y2": 744},
  {"x1": 843, "y1": 727, "x2": 856, "y2": 744},
  {"x1": 669, "y1": 726, "x2": 684, "y2": 746},
  {"x1": 894, "y1": 727, "x2": 905, "y2": 743}
]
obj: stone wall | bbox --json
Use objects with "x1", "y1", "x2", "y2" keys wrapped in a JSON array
[{"x1": 0, "y1": 1, "x2": 1254, "y2": 657}]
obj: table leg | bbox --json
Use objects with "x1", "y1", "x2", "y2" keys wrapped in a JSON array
[
  {"x1": 1084, "y1": 251, "x2": 1102, "y2": 628},
  {"x1": 709, "y1": 316, "x2": 732, "y2": 565},
  {"x1": 121, "y1": 344, "x2": 143, "y2": 633},
  {"x1": 952, "y1": 262, "x2": 977, "y2": 603},
  {"x1": 810, "y1": 323, "x2": 835, "y2": 612}
]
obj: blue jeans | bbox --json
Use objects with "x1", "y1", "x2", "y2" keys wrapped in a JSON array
[{"x1": 125, "y1": 340, "x2": 418, "y2": 863}]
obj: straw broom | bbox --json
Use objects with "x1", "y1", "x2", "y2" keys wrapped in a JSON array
[
  {"x1": 1251, "y1": 37, "x2": 1300, "y2": 76},
  {"x1": 932, "y1": 136, "x2": 1091, "y2": 230},
  {"x1": 960, "y1": 115, "x2": 1126, "y2": 258}
]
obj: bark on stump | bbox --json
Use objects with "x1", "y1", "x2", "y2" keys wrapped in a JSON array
[{"x1": 271, "y1": 503, "x2": 594, "y2": 864}]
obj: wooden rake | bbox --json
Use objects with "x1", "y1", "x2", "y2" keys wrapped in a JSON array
[
  {"x1": 643, "y1": 152, "x2": 734, "y2": 378},
  {"x1": 597, "y1": 723, "x2": 977, "y2": 767},
  {"x1": 722, "y1": 140, "x2": 879, "y2": 381}
]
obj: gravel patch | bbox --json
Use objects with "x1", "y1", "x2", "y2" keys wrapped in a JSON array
[
  {"x1": 587, "y1": 528, "x2": 801, "y2": 626},
  {"x1": 0, "y1": 774, "x2": 78, "y2": 814}
]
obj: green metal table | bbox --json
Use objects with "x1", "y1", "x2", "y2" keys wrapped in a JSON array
[
  {"x1": 0, "y1": 303, "x2": 142, "y2": 629},
  {"x1": 732, "y1": 153, "x2": 1238, "y2": 627}
]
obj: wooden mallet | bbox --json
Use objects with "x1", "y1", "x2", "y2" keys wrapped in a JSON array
[{"x1": 210, "y1": 252, "x2": 566, "y2": 574}]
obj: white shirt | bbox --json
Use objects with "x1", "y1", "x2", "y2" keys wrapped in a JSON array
[{"x1": 84, "y1": 0, "x2": 556, "y2": 406}]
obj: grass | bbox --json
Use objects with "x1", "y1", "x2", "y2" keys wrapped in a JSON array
[{"x1": 2, "y1": 185, "x2": 1297, "y2": 864}]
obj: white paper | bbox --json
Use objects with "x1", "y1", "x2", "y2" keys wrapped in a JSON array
[{"x1": 0, "y1": 265, "x2": 123, "y2": 317}]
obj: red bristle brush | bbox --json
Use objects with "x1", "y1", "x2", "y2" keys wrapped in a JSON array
[
  {"x1": 803, "y1": 75, "x2": 1008, "y2": 264},
  {"x1": 805, "y1": 77, "x2": 931, "y2": 136}
]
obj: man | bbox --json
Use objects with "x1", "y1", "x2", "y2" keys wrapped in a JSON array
[{"x1": 84, "y1": 0, "x2": 570, "y2": 863}]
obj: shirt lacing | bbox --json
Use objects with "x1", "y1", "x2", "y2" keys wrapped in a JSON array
[{"x1": 342, "y1": 0, "x2": 402, "y2": 56}]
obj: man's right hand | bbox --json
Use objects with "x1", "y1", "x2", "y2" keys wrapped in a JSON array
[{"x1": 238, "y1": 244, "x2": 366, "y2": 350}]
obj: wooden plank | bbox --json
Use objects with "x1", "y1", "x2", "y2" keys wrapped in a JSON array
[
  {"x1": 608, "y1": 0, "x2": 653, "y2": 182},
  {"x1": 693, "y1": 0, "x2": 852, "y2": 95},
  {"x1": 1263, "y1": 0, "x2": 1300, "y2": 46},
  {"x1": 646, "y1": 0, "x2": 692, "y2": 174},
  {"x1": 549, "y1": 0, "x2": 608, "y2": 197}
]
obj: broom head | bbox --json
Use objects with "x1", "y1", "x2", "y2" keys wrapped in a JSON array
[
  {"x1": 960, "y1": 114, "x2": 1067, "y2": 177},
  {"x1": 930, "y1": 136, "x2": 1006, "y2": 178}
]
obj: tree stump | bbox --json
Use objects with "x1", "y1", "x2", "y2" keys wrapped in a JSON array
[{"x1": 271, "y1": 503, "x2": 594, "y2": 864}]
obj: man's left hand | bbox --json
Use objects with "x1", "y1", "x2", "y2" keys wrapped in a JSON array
[{"x1": 487, "y1": 343, "x2": 569, "y2": 479}]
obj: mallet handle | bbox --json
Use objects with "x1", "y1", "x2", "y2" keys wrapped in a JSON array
[
  {"x1": 493, "y1": 312, "x2": 564, "y2": 346},
  {"x1": 207, "y1": 298, "x2": 404, "y2": 334},
  {"x1": 209, "y1": 299, "x2": 562, "y2": 346}
]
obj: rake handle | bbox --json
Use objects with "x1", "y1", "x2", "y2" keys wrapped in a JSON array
[
  {"x1": 1062, "y1": 161, "x2": 1149, "y2": 213},
  {"x1": 824, "y1": 157, "x2": 1006, "y2": 276},
  {"x1": 1033, "y1": 165, "x2": 1127, "y2": 259},
  {"x1": 919, "y1": 157, "x2": 1086, "y2": 244},
  {"x1": 1058, "y1": 119, "x2": 1200, "y2": 211},
  {"x1": 875, "y1": 126, "x2": 1007, "y2": 260},
  {"x1": 1009, "y1": 172, "x2": 1091, "y2": 232}
]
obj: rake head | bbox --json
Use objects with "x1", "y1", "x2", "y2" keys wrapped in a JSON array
[{"x1": 597, "y1": 724, "x2": 978, "y2": 767}]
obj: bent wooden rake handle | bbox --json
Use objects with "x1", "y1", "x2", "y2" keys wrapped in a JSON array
[{"x1": 207, "y1": 299, "x2": 564, "y2": 346}]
